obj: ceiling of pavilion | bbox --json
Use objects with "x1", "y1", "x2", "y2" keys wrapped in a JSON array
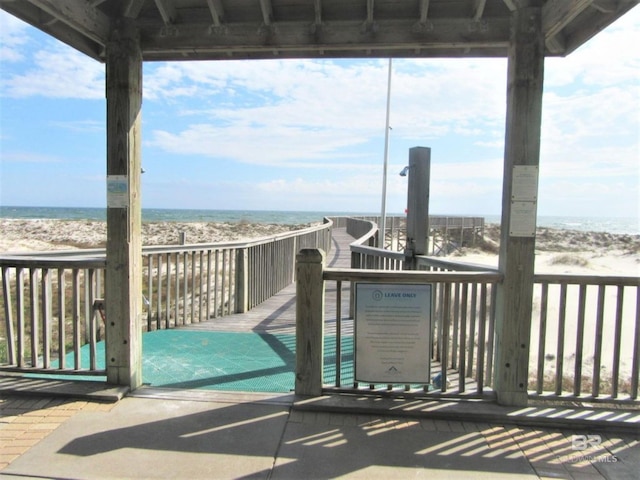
[{"x1": 0, "y1": 0, "x2": 637, "y2": 62}]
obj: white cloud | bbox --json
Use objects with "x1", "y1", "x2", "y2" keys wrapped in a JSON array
[
  {"x1": 1, "y1": 40, "x2": 104, "y2": 99},
  {"x1": 0, "y1": 10, "x2": 29, "y2": 62}
]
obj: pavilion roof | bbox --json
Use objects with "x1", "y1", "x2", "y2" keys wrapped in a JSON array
[{"x1": 1, "y1": 0, "x2": 637, "y2": 62}]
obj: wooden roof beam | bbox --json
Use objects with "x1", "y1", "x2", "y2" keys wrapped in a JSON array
[
  {"x1": 473, "y1": 0, "x2": 487, "y2": 20},
  {"x1": 259, "y1": 0, "x2": 273, "y2": 25},
  {"x1": 419, "y1": 0, "x2": 431, "y2": 22},
  {"x1": 206, "y1": 0, "x2": 225, "y2": 26},
  {"x1": 124, "y1": 0, "x2": 146, "y2": 19},
  {"x1": 154, "y1": 0, "x2": 177, "y2": 25},
  {"x1": 542, "y1": 0, "x2": 593, "y2": 39},
  {"x1": 26, "y1": 0, "x2": 110, "y2": 45},
  {"x1": 362, "y1": 0, "x2": 376, "y2": 32},
  {"x1": 367, "y1": 0, "x2": 375, "y2": 24},
  {"x1": 591, "y1": 0, "x2": 617, "y2": 12}
]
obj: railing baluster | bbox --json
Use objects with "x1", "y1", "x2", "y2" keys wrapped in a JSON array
[
  {"x1": 477, "y1": 283, "x2": 487, "y2": 393},
  {"x1": 214, "y1": 250, "x2": 220, "y2": 318},
  {"x1": 72, "y1": 268, "x2": 81, "y2": 370},
  {"x1": 174, "y1": 252, "x2": 181, "y2": 325},
  {"x1": 536, "y1": 282, "x2": 549, "y2": 394},
  {"x1": 2, "y1": 267, "x2": 16, "y2": 365},
  {"x1": 183, "y1": 252, "x2": 189, "y2": 324},
  {"x1": 440, "y1": 282, "x2": 451, "y2": 391},
  {"x1": 574, "y1": 284, "x2": 587, "y2": 396},
  {"x1": 158, "y1": 254, "x2": 164, "y2": 329},
  {"x1": 88, "y1": 269, "x2": 97, "y2": 371},
  {"x1": 458, "y1": 283, "x2": 468, "y2": 393},
  {"x1": 631, "y1": 285, "x2": 640, "y2": 400},
  {"x1": 451, "y1": 283, "x2": 460, "y2": 370},
  {"x1": 147, "y1": 254, "x2": 153, "y2": 331},
  {"x1": 485, "y1": 284, "x2": 496, "y2": 387},
  {"x1": 16, "y1": 267, "x2": 25, "y2": 367},
  {"x1": 206, "y1": 250, "x2": 212, "y2": 320},
  {"x1": 336, "y1": 280, "x2": 342, "y2": 388},
  {"x1": 57, "y1": 269, "x2": 66, "y2": 369},
  {"x1": 165, "y1": 253, "x2": 172, "y2": 327},
  {"x1": 29, "y1": 268, "x2": 39, "y2": 367},
  {"x1": 611, "y1": 285, "x2": 624, "y2": 399},
  {"x1": 190, "y1": 252, "x2": 196, "y2": 322},
  {"x1": 592, "y1": 285, "x2": 606, "y2": 397},
  {"x1": 467, "y1": 283, "x2": 478, "y2": 379},
  {"x1": 555, "y1": 284, "x2": 567, "y2": 396},
  {"x1": 41, "y1": 268, "x2": 52, "y2": 369}
]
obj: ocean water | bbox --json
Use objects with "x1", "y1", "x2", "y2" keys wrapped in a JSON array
[{"x1": 1, "y1": 206, "x2": 638, "y2": 235}]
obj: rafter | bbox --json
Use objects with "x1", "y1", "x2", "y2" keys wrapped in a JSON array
[
  {"x1": 259, "y1": 0, "x2": 273, "y2": 25},
  {"x1": 419, "y1": 0, "x2": 430, "y2": 24},
  {"x1": 314, "y1": 0, "x2": 322, "y2": 25},
  {"x1": 26, "y1": 0, "x2": 110, "y2": 45},
  {"x1": 366, "y1": 0, "x2": 375, "y2": 25},
  {"x1": 206, "y1": 0, "x2": 225, "y2": 26},
  {"x1": 124, "y1": 0, "x2": 145, "y2": 19},
  {"x1": 154, "y1": 0, "x2": 177, "y2": 25},
  {"x1": 473, "y1": 0, "x2": 487, "y2": 20},
  {"x1": 543, "y1": 0, "x2": 593, "y2": 39}
]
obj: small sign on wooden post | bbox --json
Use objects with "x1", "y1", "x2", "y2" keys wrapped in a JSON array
[{"x1": 355, "y1": 283, "x2": 432, "y2": 384}]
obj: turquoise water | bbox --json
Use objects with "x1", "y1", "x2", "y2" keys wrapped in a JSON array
[
  {"x1": 0, "y1": 206, "x2": 367, "y2": 225},
  {"x1": 1, "y1": 205, "x2": 638, "y2": 234}
]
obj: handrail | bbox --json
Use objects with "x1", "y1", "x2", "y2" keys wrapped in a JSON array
[
  {"x1": 311, "y1": 216, "x2": 640, "y2": 404},
  {"x1": 1, "y1": 218, "x2": 333, "y2": 375}
]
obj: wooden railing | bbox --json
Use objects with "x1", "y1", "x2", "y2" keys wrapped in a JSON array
[
  {"x1": 530, "y1": 274, "x2": 640, "y2": 402},
  {"x1": 0, "y1": 219, "x2": 332, "y2": 375},
  {"x1": 299, "y1": 217, "x2": 640, "y2": 404}
]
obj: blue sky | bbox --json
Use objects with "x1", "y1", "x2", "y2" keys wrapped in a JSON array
[{"x1": 0, "y1": 8, "x2": 638, "y2": 219}]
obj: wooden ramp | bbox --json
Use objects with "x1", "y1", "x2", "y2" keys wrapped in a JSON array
[{"x1": 179, "y1": 227, "x2": 354, "y2": 336}]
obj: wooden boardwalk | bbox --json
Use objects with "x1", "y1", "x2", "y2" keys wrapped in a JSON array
[{"x1": 179, "y1": 227, "x2": 354, "y2": 336}]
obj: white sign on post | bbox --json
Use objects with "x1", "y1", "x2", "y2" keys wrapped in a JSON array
[
  {"x1": 355, "y1": 283, "x2": 432, "y2": 384},
  {"x1": 106, "y1": 175, "x2": 129, "y2": 208}
]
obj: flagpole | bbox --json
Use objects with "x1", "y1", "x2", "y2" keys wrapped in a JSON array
[{"x1": 380, "y1": 57, "x2": 392, "y2": 249}]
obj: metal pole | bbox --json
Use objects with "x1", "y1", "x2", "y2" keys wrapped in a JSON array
[{"x1": 380, "y1": 58, "x2": 392, "y2": 248}]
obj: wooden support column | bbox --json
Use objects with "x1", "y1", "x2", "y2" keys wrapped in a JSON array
[
  {"x1": 295, "y1": 248, "x2": 325, "y2": 396},
  {"x1": 494, "y1": 2, "x2": 545, "y2": 406},
  {"x1": 105, "y1": 19, "x2": 143, "y2": 389}
]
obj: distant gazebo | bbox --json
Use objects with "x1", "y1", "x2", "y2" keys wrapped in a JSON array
[{"x1": 2, "y1": 0, "x2": 637, "y2": 406}]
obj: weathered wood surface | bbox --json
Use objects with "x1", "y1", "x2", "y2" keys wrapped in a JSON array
[
  {"x1": 104, "y1": 21, "x2": 143, "y2": 388},
  {"x1": 179, "y1": 228, "x2": 355, "y2": 336},
  {"x1": 493, "y1": 3, "x2": 545, "y2": 407}
]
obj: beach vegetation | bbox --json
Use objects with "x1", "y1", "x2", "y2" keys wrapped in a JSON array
[{"x1": 549, "y1": 254, "x2": 590, "y2": 267}]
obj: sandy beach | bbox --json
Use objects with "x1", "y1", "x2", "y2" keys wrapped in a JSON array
[
  {"x1": 2, "y1": 219, "x2": 638, "y2": 273},
  {"x1": 0, "y1": 218, "x2": 313, "y2": 253}
]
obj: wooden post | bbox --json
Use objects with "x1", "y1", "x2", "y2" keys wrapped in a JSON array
[
  {"x1": 235, "y1": 248, "x2": 249, "y2": 313},
  {"x1": 105, "y1": 19, "x2": 143, "y2": 389},
  {"x1": 295, "y1": 248, "x2": 325, "y2": 396},
  {"x1": 494, "y1": 2, "x2": 544, "y2": 406},
  {"x1": 404, "y1": 147, "x2": 431, "y2": 269}
]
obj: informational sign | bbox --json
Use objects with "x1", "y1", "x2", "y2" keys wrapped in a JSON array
[
  {"x1": 509, "y1": 165, "x2": 538, "y2": 237},
  {"x1": 509, "y1": 201, "x2": 537, "y2": 237},
  {"x1": 107, "y1": 175, "x2": 128, "y2": 208},
  {"x1": 355, "y1": 283, "x2": 432, "y2": 384},
  {"x1": 511, "y1": 165, "x2": 538, "y2": 202}
]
